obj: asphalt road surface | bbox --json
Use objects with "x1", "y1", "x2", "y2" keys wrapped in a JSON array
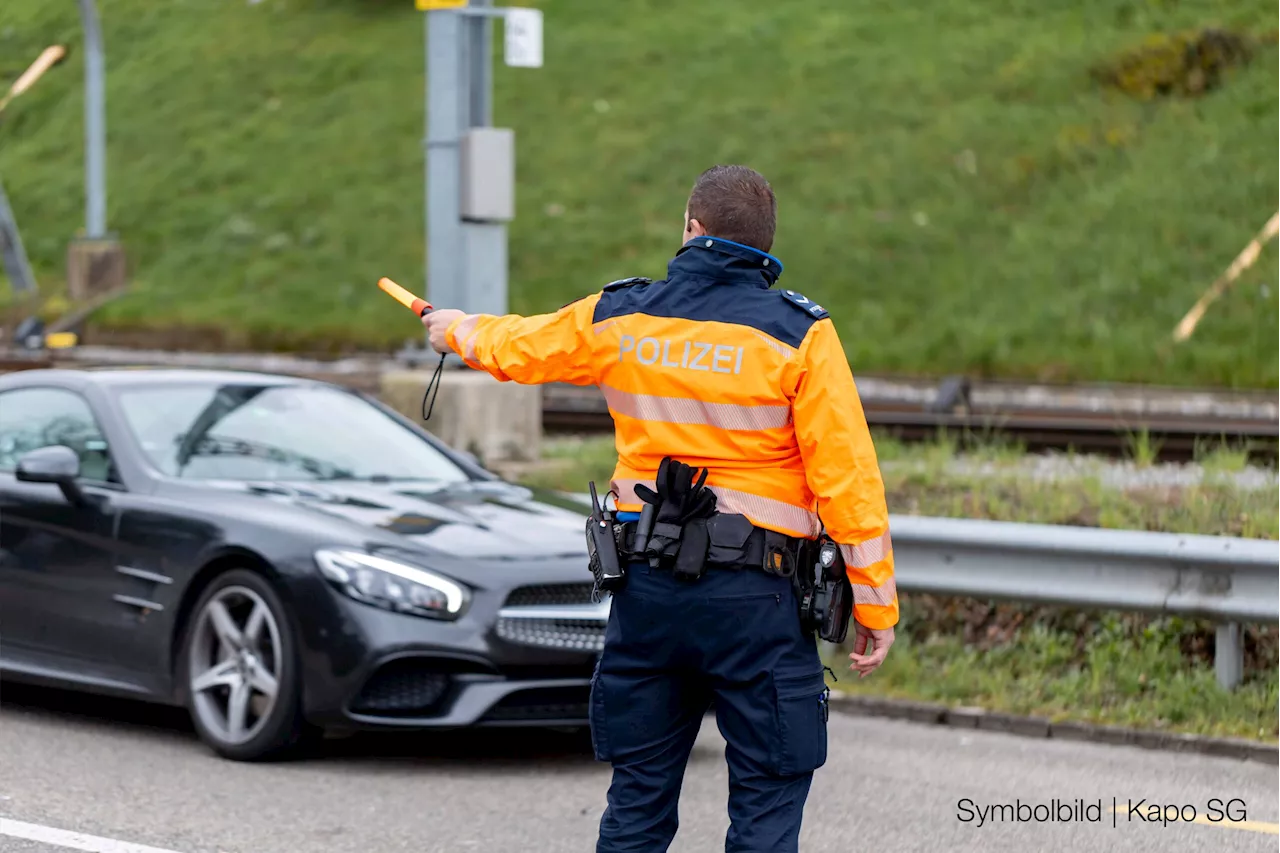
[{"x1": 0, "y1": 683, "x2": 1275, "y2": 853}]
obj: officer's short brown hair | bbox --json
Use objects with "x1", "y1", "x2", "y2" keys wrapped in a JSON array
[{"x1": 687, "y1": 165, "x2": 777, "y2": 254}]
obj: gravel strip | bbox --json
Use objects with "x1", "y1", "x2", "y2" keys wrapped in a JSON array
[
  {"x1": 852, "y1": 376, "x2": 1278, "y2": 420},
  {"x1": 882, "y1": 453, "x2": 1278, "y2": 491}
]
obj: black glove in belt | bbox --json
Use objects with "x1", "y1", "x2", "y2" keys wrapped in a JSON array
[
  {"x1": 635, "y1": 457, "x2": 718, "y2": 526},
  {"x1": 633, "y1": 457, "x2": 718, "y2": 578}
]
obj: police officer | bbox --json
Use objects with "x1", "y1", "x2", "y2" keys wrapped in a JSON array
[{"x1": 423, "y1": 164, "x2": 898, "y2": 852}]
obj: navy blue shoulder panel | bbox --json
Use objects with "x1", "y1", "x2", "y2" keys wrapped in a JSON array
[
  {"x1": 592, "y1": 280, "x2": 822, "y2": 348},
  {"x1": 779, "y1": 288, "x2": 829, "y2": 320},
  {"x1": 563, "y1": 277, "x2": 650, "y2": 310},
  {"x1": 603, "y1": 276, "x2": 652, "y2": 291}
]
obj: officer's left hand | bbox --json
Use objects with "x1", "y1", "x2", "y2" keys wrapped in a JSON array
[
  {"x1": 422, "y1": 309, "x2": 466, "y2": 354},
  {"x1": 849, "y1": 623, "x2": 894, "y2": 677}
]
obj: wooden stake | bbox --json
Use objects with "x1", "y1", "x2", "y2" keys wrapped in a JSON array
[
  {"x1": 1173, "y1": 212, "x2": 1280, "y2": 343},
  {"x1": 0, "y1": 46, "x2": 68, "y2": 115}
]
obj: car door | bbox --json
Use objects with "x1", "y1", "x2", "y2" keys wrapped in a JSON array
[{"x1": 0, "y1": 386, "x2": 134, "y2": 684}]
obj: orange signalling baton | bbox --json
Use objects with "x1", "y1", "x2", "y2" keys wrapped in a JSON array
[{"x1": 378, "y1": 277, "x2": 434, "y2": 316}]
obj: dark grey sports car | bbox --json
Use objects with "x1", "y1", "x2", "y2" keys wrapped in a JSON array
[{"x1": 0, "y1": 367, "x2": 604, "y2": 760}]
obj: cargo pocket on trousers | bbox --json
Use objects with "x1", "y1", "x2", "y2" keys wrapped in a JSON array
[
  {"x1": 771, "y1": 670, "x2": 829, "y2": 776},
  {"x1": 589, "y1": 666, "x2": 612, "y2": 762}
]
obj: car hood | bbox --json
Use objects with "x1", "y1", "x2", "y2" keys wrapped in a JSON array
[{"x1": 227, "y1": 478, "x2": 589, "y2": 560}]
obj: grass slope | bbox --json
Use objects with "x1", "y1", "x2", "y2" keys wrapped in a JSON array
[{"x1": 1, "y1": 0, "x2": 1276, "y2": 386}]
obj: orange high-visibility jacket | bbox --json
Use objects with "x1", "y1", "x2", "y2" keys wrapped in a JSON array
[{"x1": 445, "y1": 237, "x2": 897, "y2": 629}]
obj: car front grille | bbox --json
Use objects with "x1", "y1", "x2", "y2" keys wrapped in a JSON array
[
  {"x1": 496, "y1": 583, "x2": 609, "y2": 653},
  {"x1": 503, "y1": 582, "x2": 596, "y2": 608},
  {"x1": 495, "y1": 616, "x2": 606, "y2": 653},
  {"x1": 480, "y1": 686, "x2": 590, "y2": 723}
]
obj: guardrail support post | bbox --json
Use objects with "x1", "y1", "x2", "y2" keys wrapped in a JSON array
[{"x1": 1214, "y1": 622, "x2": 1243, "y2": 690}]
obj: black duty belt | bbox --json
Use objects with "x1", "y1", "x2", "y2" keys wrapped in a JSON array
[{"x1": 618, "y1": 512, "x2": 814, "y2": 579}]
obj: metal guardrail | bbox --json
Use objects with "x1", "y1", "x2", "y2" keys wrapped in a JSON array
[
  {"x1": 565, "y1": 494, "x2": 1278, "y2": 690},
  {"x1": 888, "y1": 516, "x2": 1279, "y2": 690}
]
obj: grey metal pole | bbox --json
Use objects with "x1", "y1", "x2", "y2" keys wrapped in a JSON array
[
  {"x1": 78, "y1": 0, "x2": 107, "y2": 238},
  {"x1": 425, "y1": 9, "x2": 465, "y2": 316},
  {"x1": 458, "y1": 0, "x2": 507, "y2": 319},
  {"x1": 467, "y1": 0, "x2": 493, "y2": 128},
  {"x1": 0, "y1": 176, "x2": 38, "y2": 294}
]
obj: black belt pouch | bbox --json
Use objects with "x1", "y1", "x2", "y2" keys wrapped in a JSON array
[{"x1": 704, "y1": 514, "x2": 757, "y2": 569}]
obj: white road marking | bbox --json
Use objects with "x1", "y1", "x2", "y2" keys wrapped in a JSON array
[{"x1": 0, "y1": 818, "x2": 187, "y2": 853}]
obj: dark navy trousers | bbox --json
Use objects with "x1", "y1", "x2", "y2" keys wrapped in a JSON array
[{"x1": 589, "y1": 561, "x2": 829, "y2": 852}]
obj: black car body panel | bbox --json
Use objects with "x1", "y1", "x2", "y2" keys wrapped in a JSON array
[{"x1": 0, "y1": 368, "x2": 601, "y2": 731}]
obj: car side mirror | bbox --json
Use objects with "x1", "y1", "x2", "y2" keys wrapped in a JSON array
[{"x1": 16, "y1": 445, "x2": 87, "y2": 505}]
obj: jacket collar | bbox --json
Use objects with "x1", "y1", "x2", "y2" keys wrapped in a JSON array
[{"x1": 666, "y1": 237, "x2": 784, "y2": 288}]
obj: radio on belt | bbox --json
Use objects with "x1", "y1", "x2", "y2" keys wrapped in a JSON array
[{"x1": 585, "y1": 481, "x2": 626, "y2": 598}]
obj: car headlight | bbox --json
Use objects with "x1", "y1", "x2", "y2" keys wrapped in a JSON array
[{"x1": 314, "y1": 549, "x2": 469, "y2": 620}]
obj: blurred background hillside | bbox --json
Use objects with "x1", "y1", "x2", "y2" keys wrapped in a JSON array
[{"x1": 0, "y1": 0, "x2": 1276, "y2": 386}]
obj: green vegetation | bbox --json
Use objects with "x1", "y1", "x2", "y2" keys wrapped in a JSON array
[
  {"x1": 826, "y1": 608, "x2": 1278, "y2": 742},
  {"x1": 1123, "y1": 428, "x2": 1163, "y2": 468},
  {"x1": 521, "y1": 434, "x2": 1279, "y2": 539},
  {"x1": 526, "y1": 434, "x2": 1278, "y2": 739},
  {"x1": 2, "y1": 1, "x2": 1277, "y2": 386}
]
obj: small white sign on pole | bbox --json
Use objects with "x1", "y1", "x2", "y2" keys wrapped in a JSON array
[{"x1": 503, "y1": 7, "x2": 543, "y2": 68}]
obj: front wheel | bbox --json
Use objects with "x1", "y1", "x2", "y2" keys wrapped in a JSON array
[{"x1": 179, "y1": 569, "x2": 307, "y2": 761}]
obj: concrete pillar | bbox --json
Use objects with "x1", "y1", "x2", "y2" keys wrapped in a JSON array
[
  {"x1": 380, "y1": 367, "x2": 542, "y2": 466},
  {"x1": 66, "y1": 238, "x2": 126, "y2": 301}
]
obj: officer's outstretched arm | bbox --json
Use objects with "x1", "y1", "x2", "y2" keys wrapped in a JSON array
[
  {"x1": 443, "y1": 294, "x2": 602, "y2": 386},
  {"x1": 788, "y1": 319, "x2": 899, "y2": 632}
]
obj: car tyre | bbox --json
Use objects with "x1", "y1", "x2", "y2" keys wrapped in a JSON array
[{"x1": 178, "y1": 569, "x2": 308, "y2": 761}]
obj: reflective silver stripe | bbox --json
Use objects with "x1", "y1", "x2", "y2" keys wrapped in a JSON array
[
  {"x1": 452, "y1": 314, "x2": 482, "y2": 363},
  {"x1": 600, "y1": 385, "x2": 790, "y2": 431},
  {"x1": 751, "y1": 331, "x2": 796, "y2": 359},
  {"x1": 851, "y1": 576, "x2": 897, "y2": 607},
  {"x1": 611, "y1": 478, "x2": 820, "y2": 538},
  {"x1": 713, "y1": 485, "x2": 820, "y2": 537},
  {"x1": 839, "y1": 530, "x2": 892, "y2": 569}
]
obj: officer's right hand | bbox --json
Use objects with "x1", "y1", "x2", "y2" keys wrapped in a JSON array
[
  {"x1": 422, "y1": 308, "x2": 466, "y2": 354},
  {"x1": 849, "y1": 623, "x2": 894, "y2": 677}
]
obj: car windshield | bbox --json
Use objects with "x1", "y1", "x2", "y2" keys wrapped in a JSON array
[{"x1": 114, "y1": 382, "x2": 471, "y2": 484}]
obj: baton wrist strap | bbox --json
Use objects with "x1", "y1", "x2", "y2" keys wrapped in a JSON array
[{"x1": 421, "y1": 352, "x2": 446, "y2": 421}]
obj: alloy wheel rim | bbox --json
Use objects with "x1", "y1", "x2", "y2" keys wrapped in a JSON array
[{"x1": 188, "y1": 586, "x2": 283, "y2": 746}]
